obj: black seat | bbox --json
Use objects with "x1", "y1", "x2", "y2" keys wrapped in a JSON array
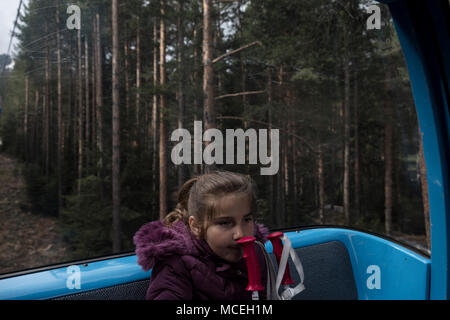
[{"x1": 55, "y1": 279, "x2": 149, "y2": 300}]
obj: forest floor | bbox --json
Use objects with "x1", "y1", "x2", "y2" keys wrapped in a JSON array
[{"x1": 0, "y1": 153, "x2": 70, "y2": 275}]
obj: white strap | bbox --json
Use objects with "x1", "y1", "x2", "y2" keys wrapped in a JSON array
[
  {"x1": 255, "y1": 241, "x2": 278, "y2": 299},
  {"x1": 275, "y1": 235, "x2": 306, "y2": 300},
  {"x1": 255, "y1": 235, "x2": 306, "y2": 300}
]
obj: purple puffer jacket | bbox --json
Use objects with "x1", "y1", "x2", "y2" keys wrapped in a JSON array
[{"x1": 133, "y1": 220, "x2": 269, "y2": 300}]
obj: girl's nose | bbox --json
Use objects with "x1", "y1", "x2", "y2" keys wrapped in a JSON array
[{"x1": 233, "y1": 225, "x2": 244, "y2": 240}]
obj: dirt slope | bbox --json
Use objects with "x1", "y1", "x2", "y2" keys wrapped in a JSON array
[{"x1": 0, "y1": 154, "x2": 70, "y2": 275}]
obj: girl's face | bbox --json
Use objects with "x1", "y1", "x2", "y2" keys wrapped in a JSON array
[{"x1": 190, "y1": 193, "x2": 254, "y2": 263}]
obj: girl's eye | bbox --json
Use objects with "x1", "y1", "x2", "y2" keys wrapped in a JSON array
[
  {"x1": 245, "y1": 216, "x2": 254, "y2": 222},
  {"x1": 217, "y1": 220, "x2": 232, "y2": 226}
]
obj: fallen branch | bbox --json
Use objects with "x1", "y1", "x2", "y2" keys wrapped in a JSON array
[
  {"x1": 215, "y1": 90, "x2": 265, "y2": 100},
  {"x1": 212, "y1": 41, "x2": 262, "y2": 64}
]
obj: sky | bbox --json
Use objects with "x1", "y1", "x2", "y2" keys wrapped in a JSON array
[{"x1": 0, "y1": 0, "x2": 29, "y2": 57}]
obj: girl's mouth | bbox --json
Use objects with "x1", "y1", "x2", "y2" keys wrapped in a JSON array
[{"x1": 228, "y1": 246, "x2": 243, "y2": 257}]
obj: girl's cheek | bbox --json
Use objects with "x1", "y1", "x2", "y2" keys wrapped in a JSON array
[{"x1": 245, "y1": 224, "x2": 254, "y2": 236}]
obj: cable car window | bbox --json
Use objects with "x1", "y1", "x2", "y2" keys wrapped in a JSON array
[{"x1": 0, "y1": 0, "x2": 430, "y2": 277}]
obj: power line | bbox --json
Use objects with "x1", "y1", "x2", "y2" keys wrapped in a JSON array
[
  {"x1": 2, "y1": 0, "x2": 24, "y2": 75},
  {"x1": 7, "y1": 0, "x2": 24, "y2": 55}
]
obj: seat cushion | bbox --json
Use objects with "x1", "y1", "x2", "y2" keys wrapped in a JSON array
[{"x1": 269, "y1": 240, "x2": 358, "y2": 300}]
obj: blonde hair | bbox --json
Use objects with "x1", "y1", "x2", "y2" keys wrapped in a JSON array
[{"x1": 163, "y1": 171, "x2": 257, "y2": 238}]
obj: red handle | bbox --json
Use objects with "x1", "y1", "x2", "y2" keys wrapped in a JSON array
[
  {"x1": 267, "y1": 232, "x2": 294, "y2": 285},
  {"x1": 237, "y1": 236, "x2": 264, "y2": 292}
]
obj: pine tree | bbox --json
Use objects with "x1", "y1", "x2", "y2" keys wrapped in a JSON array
[{"x1": 112, "y1": 0, "x2": 121, "y2": 252}]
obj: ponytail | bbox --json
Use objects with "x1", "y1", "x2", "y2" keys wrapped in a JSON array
[{"x1": 163, "y1": 177, "x2": 198, "y2": 226}]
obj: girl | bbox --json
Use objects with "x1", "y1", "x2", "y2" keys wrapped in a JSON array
[{"x1": 133, "y1": 170, "x2": 269, "y2": 300}]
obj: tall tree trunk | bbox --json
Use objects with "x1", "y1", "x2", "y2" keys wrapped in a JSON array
[
  {"x1": 283, "y1": 117, "x2": 289, "y2": 212},
  {"x1": 48, "y1": 60, "x2": 53, "y2": 171},
  {"x1": 318, "y1": 144, "x2": 325, "y2": 224},
  {"x1": 287, "y1": 91, "x2": 295, "y2": 224},
  {"x1": 69, "y1": 35, "x2": 74, "y2": 168},
  {"x1": 267, "y1": 67, "x2": 275, "y2": 226},
  {"x1": 24, "y1": 76, "x2": 29, "y2": 163},
  {"x1": 330, "y1": 109, "x2": 336, "y2": 212},
  {"x1": 418, "y1": 125, "x2": 431, "y2": 250},
  {"x1": 124, "y1": 37, "x2": 130, "y2": 142},
  {"x1": 214, "y1": 2, "x2": 222, "y2": 101},
  {"x1": 40, "y1": 85, "x2": 45, "y2": 170},
  {"x1": 276, "y1": 64, "x2": 286, "y2": 226},
  {"x1": 177, "y1": 0, "x2": 185, "y2": 189},
  {"x1": 354, "y1": 70, "x2": 360, "y2": 217},
  {"x1": 85, "y1": 37, "x2": 90, "y2": 171},
  {"x1": 112, "y1": 0, "x2": 121, "y2": 253},
  {"x1": 237, "y1": 2, "x2": 250, "y2": 173},
  {"x1": 135, "y1": 14, "x2": 141, "y2": 151},
  {"x1": 384, "y1": 66, "x2": 393, "y2": 236},
  {"x1": 91, "y1": 19, "x2": 97, "y2": 167},
  {"x1": 42, "y1": 83, "x2": 47, "y2": 173},
  {"x1": 291, "y1": 116, "x2": 298, "y2": 214},
  {"x1": 159, "y1": 0, "x2": 168, "y2": 220},
  {"x1": 330, "y1": 51, "x2": 340, "y2": 214},
  {"x1": 33, "y1": 89, "x2": 39, "y2": 161},
  {"x1": 237, "y1": 0, "x2": 248, "y2": 161},
  {"x1": 192, "y1": 26, "x2": 200, "y2": 176},
  {"x1": 152, "y1": 18, "x2": 159, "y2": 217},
  {"x1": 56, "y1": 1, "x2": 63, "y2": 216},
  {"x1": 343, "y1": 37, "x2": 351, "y2": 226},
  {"x1": 44, "y1": 22, "x2": 50, "y2": 179},
  {"x1": 77, "y1": 28, "x2": 83, "y2": 195},
  {"x1": 49, "y1": 58, "x2": 54, "y2": 173},
  {"x1": 95, "y1": 13, "x2": 104, "y2": 201},
  {"x1": 278, "y1": 137, "x2": 286, "y2": 226},
  {"x1": 202, "y1": 0, "x2": 215, "y2": 173},
  {"x1": 393, "y1": 132, "x2": 403, "y2": 229}
]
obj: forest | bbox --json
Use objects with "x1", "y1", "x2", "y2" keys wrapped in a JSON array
[{"x1": 0, "y1": 0, "x2": 431, "y2": 262}]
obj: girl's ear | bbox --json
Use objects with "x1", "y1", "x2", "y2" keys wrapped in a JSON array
[{"x1": 188, "y1": 216, "x2": 201, "y2": 238}]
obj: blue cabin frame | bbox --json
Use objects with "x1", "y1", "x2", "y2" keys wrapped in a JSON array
[
  {"x1": 386, "y1": 0, "x2": 450, "y2": 299},
  {"x1": 0, "y1": 0, "x2": 449, "y2": 300}
]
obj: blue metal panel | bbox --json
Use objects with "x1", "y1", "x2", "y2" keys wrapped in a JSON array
[
  {"x1": 0, "y1": 255, "x2": 151, "y2": 300},
  {"x1": 386, "y1": 0, "x2": 450, "y2": 299},
  {"x1": 283, "y1": 228, "x2": 430, "y2": 300}
]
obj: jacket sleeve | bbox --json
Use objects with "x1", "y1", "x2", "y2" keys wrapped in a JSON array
[{"x1": 146, "y1": 256, "x2": 193, "y2": 300}]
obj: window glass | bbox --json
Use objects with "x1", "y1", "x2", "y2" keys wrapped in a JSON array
[{"x1": 0, "y1": 0, "x2": 430, "y2": 276}]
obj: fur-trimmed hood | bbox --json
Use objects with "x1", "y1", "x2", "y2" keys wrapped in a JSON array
[{"x1": 133, "y1": 220, "x2": 269, "y2": 272}]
